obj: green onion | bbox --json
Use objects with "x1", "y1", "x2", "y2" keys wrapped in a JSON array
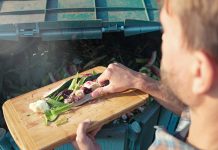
[
  {"x1": 92, "y1": 70, "x2": 98, "y2": 75},
  {"x1": 44, "y1": 104, "x2": 71, "y2": 122},
  {"x1": 50, "y1": 104, "x2": 71, "y2": 116},
  {"x1": 55, "y1": 116, "x2": 68, "y2": 126},
  {"x1": 68, "y1": 72, "x2": 79, "y2": 90},
  {"x1": 47, "y1": 98, "x2": 66, "y2": 108},
  {"x1": 44, "y1": 110, "x2": 58, "y2": 122},
  {"x1": 78, "y1": 76, "x2": 87, "y2": 86}
]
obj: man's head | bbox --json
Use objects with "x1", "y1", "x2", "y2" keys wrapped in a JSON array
[{"x1": 159, "y1": 0, "x2": 218, "y2": 107}]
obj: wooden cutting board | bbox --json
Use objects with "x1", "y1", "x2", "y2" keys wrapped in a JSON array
[{"x1": 3, "y1": 66, "x2": 149, "y2": 150}]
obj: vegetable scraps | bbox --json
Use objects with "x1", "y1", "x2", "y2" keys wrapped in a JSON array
[{"x1": 29, "y1": 71, "x2": 99, "y2": 126}]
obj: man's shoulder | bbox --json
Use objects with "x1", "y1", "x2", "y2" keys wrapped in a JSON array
[
  {"x1": 148, "y1": 108, "x2": 196, "y2": 150},
  {"x1": 149, "y1": 126, "x2": 196, "y2": 150}
]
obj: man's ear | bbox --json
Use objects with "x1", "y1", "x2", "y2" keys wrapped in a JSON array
[{"x1": 191, "y1": 51, "x2": 215, "y2": 95}]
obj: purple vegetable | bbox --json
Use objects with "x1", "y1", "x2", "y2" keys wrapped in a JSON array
[
  {"x1": 81, "y1": 87, "x2": 92, "y2": 94},
  {"x1": 62, "y1": 89, "x2": 73, "y2": 99}
]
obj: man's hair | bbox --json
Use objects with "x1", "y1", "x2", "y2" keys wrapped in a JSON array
[{"x1": 160, "y1": 0, "x2": 218, "y2": 59}]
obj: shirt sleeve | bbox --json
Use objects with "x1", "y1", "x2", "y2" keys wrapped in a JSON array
[{"x1": 176, "y1": 107, "x2": 191, "y2": 132}]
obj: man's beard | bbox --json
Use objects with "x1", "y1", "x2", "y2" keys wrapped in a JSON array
[{"x1": 160, "y1": 68, "x2": 187, "y2": 108}]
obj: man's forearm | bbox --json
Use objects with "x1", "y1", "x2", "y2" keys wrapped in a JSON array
[{"x1": 135, "y1": 73, "x2": 185, "y2": 115}]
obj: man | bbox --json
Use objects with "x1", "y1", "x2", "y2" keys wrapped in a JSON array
[{"x1": 73, "y1": 0, "x2": 218, "y2": 149}]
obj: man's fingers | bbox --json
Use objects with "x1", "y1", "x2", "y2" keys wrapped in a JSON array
[
  {"x1": 75, "y1": 120, "x2": 101, "y2": 150},
  {"x1": 91, "y1": 87, "x2": 104, "y2": 98},
  {"x1": 89, "y1": 125, "x2": 102, "y2": 137},
  {"x1": 91, "y1": 86, "x2": 111, "y2": 98},
  {"x1": 76, "y1": 119, "x2": 91, "y2": 139},
  {"x1": 97, "y1": 68, "x2": 112, "y2": 85}
]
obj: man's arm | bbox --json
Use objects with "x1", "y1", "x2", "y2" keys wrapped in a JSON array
[
  {"x1": 135, "y1": 74, "x2": 185, "y2": 115},
  {"x1": 74, "y1": 63, "x2": 185, "y2": 149},
  {"x1": 92, "y1": 63, "x2": 185, "y2": 115}
]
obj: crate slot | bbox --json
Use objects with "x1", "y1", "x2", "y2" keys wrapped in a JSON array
[{"x1": 45, "y1": 0, "x2": 58, "y2": 21}]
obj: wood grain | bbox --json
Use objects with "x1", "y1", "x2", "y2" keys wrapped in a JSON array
[{"x1": 3, "y1": 66, "x2": 149, "y2": 150}]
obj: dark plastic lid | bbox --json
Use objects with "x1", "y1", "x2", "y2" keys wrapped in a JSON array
[{"x1": 0, "y1": 0, "x2": 161, "y2": 41}]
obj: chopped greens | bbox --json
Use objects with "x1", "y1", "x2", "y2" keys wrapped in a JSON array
[
  {"x1": 92, "y1": 70, "x2": 98, "y2": 75},
  {"x1": 47, "y1": 98, "x2": 66, "y2": 108},
  {"x1": 50, "y1": 104, "x2": 72, "y2": 116},
  {"x1": 69, "y1": 74, "x2": 88, "y2": 93},
  {"x1": 50, "y1": 91, "x2": 59, "y2": 99},
  {"x1": 44, "y1": 104, "x2": 71, "y2": 122},
  {"x1": 32, "y1": 71, "x2": 98, "y2": 126},
  {"x1": 68, "y1": 72, "x2": 79, "y2": 90},
  {"x1": 78, "y1": 76, "x2": 87, "y2": 86},
  {"x1": 55, "y1": 116, "x2": 68, "y2": 126},
  {"x1": 44, "y1": 110, "x2": 58, "y2": 122},
  {"x1": 54, "y1": 95, "x2": 63, "y2": 101}
]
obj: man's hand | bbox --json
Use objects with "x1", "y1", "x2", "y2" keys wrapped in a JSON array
[
  {"x1": 92, "y1": 63, "x2": 143, "y2": 98},
  {"x1": 73, "y1": 120, "x2": 101, "y2": 150},
  {"x1": 91, "y1": 63, "x2": 184, "y2": 115}
]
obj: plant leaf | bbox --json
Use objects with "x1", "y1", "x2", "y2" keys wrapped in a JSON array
[
  {"x1": 78, "y1": 76, "x2": 87, "y2": 86},
  {"x1": 68, "y1": 72, "x2": 79, "y2": 90},
  {"x1": 92, "y1": 70, "x2": 98, "y2": 75},
  {"x1": 55, "y1": 116, "x2": 68, "y2": 126}
]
